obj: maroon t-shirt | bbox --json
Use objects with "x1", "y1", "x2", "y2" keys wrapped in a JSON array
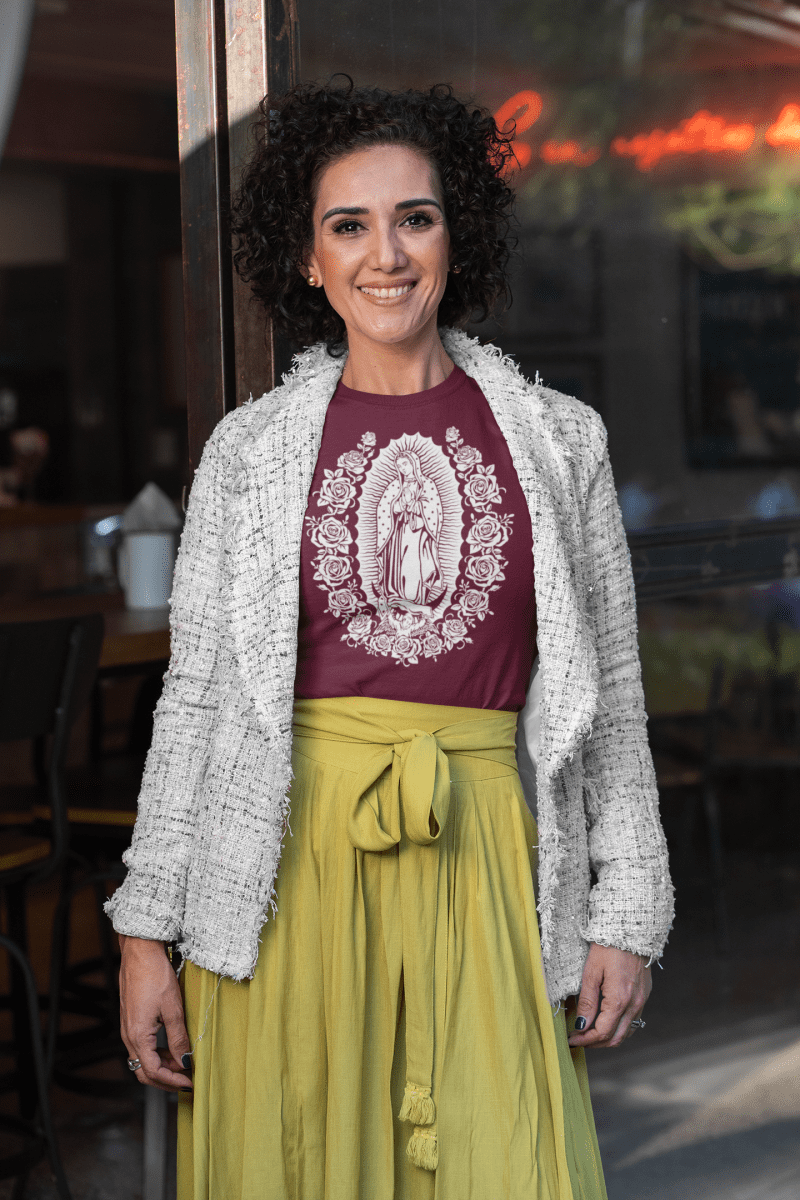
[{"x1": 293, "y1": 365, "x2": 537, "y2": 711}]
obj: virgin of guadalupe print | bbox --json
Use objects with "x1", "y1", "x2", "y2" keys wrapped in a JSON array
[
  {"x1": 307, "y1": 421, "x2": 514, "y2": 666},
  {"x1": 374, "y1": 447, "x2": 447, "y2": 611}
]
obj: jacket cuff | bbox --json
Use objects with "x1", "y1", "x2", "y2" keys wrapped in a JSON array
[
  {"x1": 104, "y1": 875, "x2": 184, "y2": 944},
  {"x1": 581, "y1": 920, "x2": 671, "y2": 964}
]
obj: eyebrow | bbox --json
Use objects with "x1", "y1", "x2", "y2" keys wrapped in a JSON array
[
  {"x1": 396, "y1": 198, "x2": 442, "y2": 212},
  {"x1": 321, "y1": 206, "x2": 368, "y2": 222},
  {"x1": 321, "y1": 198, "x2": 443, "y2": 223}
]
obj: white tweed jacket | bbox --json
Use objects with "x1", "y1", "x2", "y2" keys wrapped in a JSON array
[{"x1": 106, "y1": 328, "x2": 673, "y2": 1005}]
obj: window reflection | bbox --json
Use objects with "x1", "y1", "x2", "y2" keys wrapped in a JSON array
[{"x1": 301, "y1": 0, "x2": 800, "y2": 529}]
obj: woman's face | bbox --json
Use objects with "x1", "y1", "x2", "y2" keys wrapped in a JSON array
[
  {"x1": 304, "y1": 144, "x2": 451, "y2": 350},
  {"x1": 397, "y1": 455, "x2": 413, "y2": 477}
]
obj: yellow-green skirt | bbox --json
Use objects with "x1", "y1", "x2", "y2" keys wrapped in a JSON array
[{"x1": 177, "y1": 696, "x2": 607, "y2": 1200}]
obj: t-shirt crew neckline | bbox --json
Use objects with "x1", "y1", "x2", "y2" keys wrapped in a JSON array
[{"x1": 335, "y1": 364, "x2": 467, "y2": 409}]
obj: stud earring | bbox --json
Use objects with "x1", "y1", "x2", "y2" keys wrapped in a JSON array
[
  {"x1": 452, "y1": 264, "x2": 462, "y2": 274},
  {"x1": 307, "y1": 274, "x2": 318, "y2": 287}
]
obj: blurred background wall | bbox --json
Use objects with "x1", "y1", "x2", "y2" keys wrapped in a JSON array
[{"x1": 0, "y1": 0, "x2": 186, "y2": 506}]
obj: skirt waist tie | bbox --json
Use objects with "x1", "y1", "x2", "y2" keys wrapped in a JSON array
[{"x1": 291, "y1": 697, "x2": 519, "y2": 1172}]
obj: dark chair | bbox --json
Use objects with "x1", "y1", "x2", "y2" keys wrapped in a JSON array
[
  {"x1": 649, "y1": 663, "x2": 729, "y2": 951},
  {"x1": 0, "y1": 613, "x2": 104, "y2": 1200},
  {"x1": 13, "y1": 652, "x2": 161, "y2": 1096},
  {"x1": 42, "y1": 679, "x2": 155, "y2": 1095},
  {"x1": 27, "y1": 753, "x2": 139, "y2": 1094},
  {"x1": 651, "y1": 653, "x2": 800, "y2": 954}
]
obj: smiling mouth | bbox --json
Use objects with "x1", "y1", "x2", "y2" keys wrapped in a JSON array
[{"x1": 357, "y1": 283, "x2": 416, "y2": 299}]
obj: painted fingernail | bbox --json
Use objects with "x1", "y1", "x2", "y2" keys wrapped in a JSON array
[
  {"x1": 574, "y1": 1016, "x2": 587, "y2": 1031},
  {"x1": 181, "y1": 1053, "x2": 192, "y2": 1070},
  {"x1": 180, "y1": 1086, "x2": 192, "y2": 1092}
]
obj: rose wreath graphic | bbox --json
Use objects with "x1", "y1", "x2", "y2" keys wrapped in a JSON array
[{"x1": 304, "y1": 428, "x2": 514, "y2": 666}]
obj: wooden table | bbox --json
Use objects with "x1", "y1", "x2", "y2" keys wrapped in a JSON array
[{"x1": 0, "y1": 592, "x2": 170, "y2": 670}]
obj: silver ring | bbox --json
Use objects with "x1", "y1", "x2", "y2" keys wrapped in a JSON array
[
  {"x1": 127, "y1": 1057, "x2": 142, "y2": 1072},
  {"x1": 630, "y1": 1018, "x2": 646, "y2": 1029}
]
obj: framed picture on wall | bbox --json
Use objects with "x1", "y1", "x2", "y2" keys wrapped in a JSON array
[{"x1": 685, "y1": 261, "x2": 800, "y2": 467}]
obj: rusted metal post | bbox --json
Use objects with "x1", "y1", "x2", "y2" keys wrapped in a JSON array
[
  {"x1": 175, "y1": 0, "x2": 299, "y2": 475},
  {"x1": 225, "y1": 0, "x2": 299, "y2": 409}
]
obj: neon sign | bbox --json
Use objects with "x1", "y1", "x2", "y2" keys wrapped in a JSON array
[
  {"x1": 494, "y1": 91, "x2": 542, "y2": 171},
  {"x1": 766, "y1": 104, "x2": 800, "y2": 149},
  {"x1": 494, "y1": 94, "x2": 800, "y2": 172},
  {"x1": 611, "y1": 111, "x2": 755, "y2": 170},
  {"x1": 494, "y1": 90, "x2": 543, "y2": 136},
  {"x1": 540, "y1": 140, "x2": 600, "y2": 166}
]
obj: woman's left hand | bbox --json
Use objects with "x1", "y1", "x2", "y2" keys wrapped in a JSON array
[{"x1": 566, "y1": 943, "x2": 651, "y2": 1049}]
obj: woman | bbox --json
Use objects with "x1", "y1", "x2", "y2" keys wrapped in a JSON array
[{"x1": 109, "y1": 80, "x2": 674, "y2": 1199}]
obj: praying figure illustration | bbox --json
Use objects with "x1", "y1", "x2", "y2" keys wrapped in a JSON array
[{"x1": 375, "y1": 449, "x2": 446, "y2": 611}]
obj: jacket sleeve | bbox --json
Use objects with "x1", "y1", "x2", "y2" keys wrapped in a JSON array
[
  {"x1": 579, "y1": 437, "x2": 674, "y2": 961},
  {"x1": 105, "y1": 420, "x2": 230, "y2": 942}
]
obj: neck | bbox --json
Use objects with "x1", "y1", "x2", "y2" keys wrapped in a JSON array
[{"x1": 340, "y1": 321, "x2": 454, "y2": 395}]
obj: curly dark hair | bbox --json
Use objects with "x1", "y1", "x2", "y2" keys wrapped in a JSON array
[{"x1": 230, "y1": 78, "x2": 518, "y2": 353}]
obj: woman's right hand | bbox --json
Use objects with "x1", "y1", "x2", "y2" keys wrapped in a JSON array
[{"x1": 119, "y1": 934, "x2": 193, "y2": 1093}]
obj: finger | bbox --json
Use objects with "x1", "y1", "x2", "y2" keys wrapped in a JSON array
[
  {"x1": 136, "y1": 1053, "x2": 194, "y2": 1092},
  {"x1": 126, "y1": 1026, "x2": 191, "y2": 1092},
  {"x1": 568, "y1": 986, "x2": 616, "y2": 1046},
  {"x1": 570, "y1": 989, "x2": 630, "y2": 1048},
  {"x1": 158, "y1": 1048, "x2": 189, "y2": 1074},
  {"x1": 121, "y1": 1027, "x2": 155, "y2": 1078},
  {"x1": 605, "y1": 1003, "x2": 638, "y2": 1048},
  {"x1": 622, "y1": 1003, "x2": 648, "y2": 1043},
  {"x1": 138, "y1": 1069, "x2": 192, "y2": 1093},
  {"x1": 597, "y1": 988, "x2": 648, "y2": 1048},
  {"x1": 163, "y1": 1005, "x2": 193, "y2": 1080},
  {"x1": 568, "y1": 976, "x2": 602, "y2": 1044}
]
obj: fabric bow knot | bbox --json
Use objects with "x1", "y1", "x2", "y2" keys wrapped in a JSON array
[{"x1": 348, "y1": 727, "x2": 451, "y2": 853}]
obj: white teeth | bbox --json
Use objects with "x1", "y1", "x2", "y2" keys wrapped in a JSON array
[{"x1": 359, "y1": 284, "x2": 414, "y2": 298}]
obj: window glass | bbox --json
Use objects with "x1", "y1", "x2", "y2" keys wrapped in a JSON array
[{"x1": 301, "y1": 1, "x2": 800, "y2": 530}]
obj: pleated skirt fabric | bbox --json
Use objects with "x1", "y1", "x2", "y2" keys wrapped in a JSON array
[{"x1": 176, "y1": 695, "x2": 607, "y2": 1200}]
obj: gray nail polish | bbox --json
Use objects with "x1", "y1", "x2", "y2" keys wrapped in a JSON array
[{"x1": 574, "y1": 1016, "x2": 587, "y2": 1031}]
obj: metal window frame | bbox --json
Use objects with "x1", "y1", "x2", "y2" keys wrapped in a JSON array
[{"x1": 175, "y1": 0, "x2": 298, "y2": 474}]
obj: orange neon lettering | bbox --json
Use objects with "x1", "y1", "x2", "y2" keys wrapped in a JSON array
[
  {"x1": 766, "y1": 104, "x2": 800, "y2": 148},
  {"x1": 611, "y1": 110, "x2": 755, "y2": 170},
  {"x1": 540, "y1": 140, "x2": 600, "y2": 166},
  {"x1": 494, "y1": 90, "x2": 543, "y2": 135},
  {"x1": 511, "y1": 143, "x2": 533, "y2": 169},
  {"x1": 497, "y1": 141, "x2": 532, "y2": 179}
]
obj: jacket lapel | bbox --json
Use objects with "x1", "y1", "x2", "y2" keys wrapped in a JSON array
[
  {"x1": 443, "y1": 330, "x2": 599, "y2": 777},
  {"x1": 226, "y1": 348, "x2": 344, "y2": 748}
]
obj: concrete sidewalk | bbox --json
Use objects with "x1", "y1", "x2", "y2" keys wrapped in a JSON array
[
  {"x1": 589, "y1": 1010, "x2": 800, "y2": 1200},
  {"x1": 586, "y1": 845, "x2": 800, "y2": 1200}
]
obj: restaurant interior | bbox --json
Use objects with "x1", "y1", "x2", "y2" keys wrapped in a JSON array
[{"x1": 1, "y1": 0, "x2": 799, "y2": 1196}]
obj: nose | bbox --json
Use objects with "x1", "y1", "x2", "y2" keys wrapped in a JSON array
[{"x1": 369, "y1": 221, "x2": 409, "y2": 273}]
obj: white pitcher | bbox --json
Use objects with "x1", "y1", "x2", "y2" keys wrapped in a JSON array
[{"x1": 118, "y1": 531, "x2": 176, "y2": 609}]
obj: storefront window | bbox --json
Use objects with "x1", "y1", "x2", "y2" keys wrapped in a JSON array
[{"x1": 301, "y1": 1, "x2": 800, "y2": 530}]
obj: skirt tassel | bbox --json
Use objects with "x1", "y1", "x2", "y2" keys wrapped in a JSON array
[
  {"x1": 406, "y1": 1126, "x2": 438, "y2": 1172},
  {"x1": 398, "y1": 1081, "x2": 436, "y2": 1127}
]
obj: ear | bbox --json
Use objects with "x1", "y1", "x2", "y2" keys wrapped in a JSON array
[{"x1": 302, "y1": 247, "x2": 323, "y2": 287}]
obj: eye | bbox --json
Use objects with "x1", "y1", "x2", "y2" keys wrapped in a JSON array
[
  {"x1": 402, "y1": 211, "x2": 435, "y2": 228},
  {"x1": 331, "y1": 219, "x2": 364, "y2": 235}
]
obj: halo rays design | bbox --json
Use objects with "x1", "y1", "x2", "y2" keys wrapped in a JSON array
[{"x1": 356, "y1": 434, "x2": 462, "y2": 619}]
